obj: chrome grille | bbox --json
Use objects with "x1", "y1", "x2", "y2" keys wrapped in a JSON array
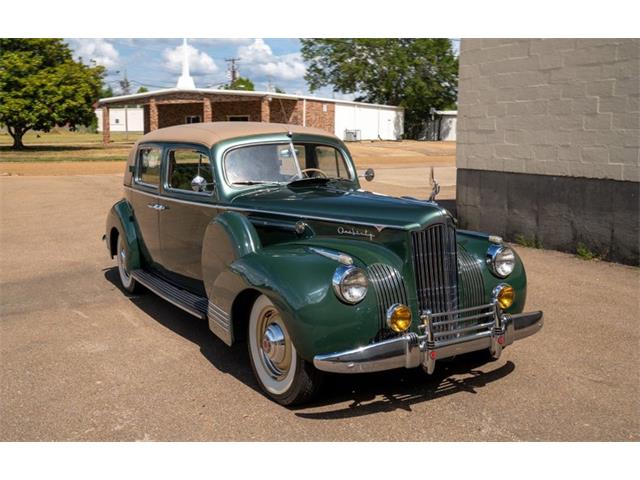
[
  {"x1": 367, "y1": 263, "x2": 408, "y2": 336},
  {"x1": 411, "y1": 222, "x2": 459, "y2": 314},
  {"x1": 411, "y1": 222, "x2": 459, "y2": 338},
  {"x1": 457, "y1": 249, "x2": 485, "y2": 309}
]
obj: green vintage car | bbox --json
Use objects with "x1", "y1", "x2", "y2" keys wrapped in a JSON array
[{"x1": 104, "y1": 122, "x2": 543, "y2": 405}]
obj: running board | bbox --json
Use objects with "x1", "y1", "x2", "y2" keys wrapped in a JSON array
[{"x1": 131, "y1": 269, "x2": 208, "y2": 320}]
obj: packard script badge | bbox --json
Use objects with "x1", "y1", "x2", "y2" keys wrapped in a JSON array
[{"x1": 337, "y1": 226, "x2": 375, "y2": 240}]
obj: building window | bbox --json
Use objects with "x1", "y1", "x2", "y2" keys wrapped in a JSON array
[
  {"x1": 114, "y1": 118, "x2": 120, "y2": 124},
  {"x1": 185, "y1": 115, "x2": 201, "y2": 124},
  {"x1": 227, "y1": 115, "x2": 250, "y2": 122}
]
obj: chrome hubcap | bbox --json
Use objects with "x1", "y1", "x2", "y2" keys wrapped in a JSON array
[
  {"x1": 117, "y1": 240, "x2": 131, "y2": 283},
  {"x1": 262, "y1": 324, "x2": 286, "y2": 364},
  {"x1": 257, "y1": 307, "x2": 291, "y2": 380}
]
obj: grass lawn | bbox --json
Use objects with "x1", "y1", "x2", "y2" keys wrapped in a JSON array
[{"x1": 0, "y1": 130, "x2": 140, "y2": 163}]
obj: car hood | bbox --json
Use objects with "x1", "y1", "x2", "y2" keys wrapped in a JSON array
[{"x1": 229, "y1": 185, "x2": 449, "y2": 230}]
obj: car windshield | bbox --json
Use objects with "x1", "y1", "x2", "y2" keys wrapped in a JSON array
[{"x1": 224, "y1": 143, "x2": 353, "y2": 186}]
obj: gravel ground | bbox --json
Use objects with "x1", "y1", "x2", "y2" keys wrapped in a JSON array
[{"x1": 0, "y1": 174, "x2": 638, "y2": 441}]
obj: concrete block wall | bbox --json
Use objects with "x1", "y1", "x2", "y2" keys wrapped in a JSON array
[{"x1": 456, "y1": 39, "x2": 640, "y2": 265}]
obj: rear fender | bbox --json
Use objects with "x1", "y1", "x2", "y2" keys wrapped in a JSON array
[{"x1": 105, "y1": 199, "x2": 141, "y2": 272}]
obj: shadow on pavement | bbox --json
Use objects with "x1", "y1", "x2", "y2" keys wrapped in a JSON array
[
  {"x1": 103, "y1": 267, "x2": 261, "y2": 395},
  {"x1": 294, "y1": 360, "x2": 514, "y2": 419},
  {"x1": 104, "y1": 266, "x2": 515, "y2": 414}
]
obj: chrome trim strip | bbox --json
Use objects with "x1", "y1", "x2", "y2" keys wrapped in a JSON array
[
  {"x1": 207, "y1": 301, "x2": 232, "y2": 346},
  {"x1": 131, "y1": 270, "x2": 206, "y2": 320},
  {"x1": 308, "y1": 247, "x2": 353, "y2": 265},
  {"x1": 123, "y1": 185, "x2": 403, "y2": 230}
]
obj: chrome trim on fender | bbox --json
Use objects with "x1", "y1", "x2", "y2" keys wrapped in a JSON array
[
  {"x1": 308, "y1": 247, "x2": 353, "y2": 265},
  {"x1": 313, "y1": 305, "x2": 543, "y2": 374}
]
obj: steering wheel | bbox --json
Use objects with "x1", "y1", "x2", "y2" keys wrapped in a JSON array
[{"x1": 289, "y1": 168, "x2": 329, "y2": 181}]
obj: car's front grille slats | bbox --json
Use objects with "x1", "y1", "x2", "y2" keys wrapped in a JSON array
[
  {"x1": 412, "y1": 222, "x2": 459, "y2": 315},
  {"x1": 457, "y1": 248, "x2": 485, "y2": 309},
  {"x1": 412, "y1": 221, "x2": 461, "y2": 341},
  {"x1": 367, "y1": 263, "x2": 408, "y2": 340}
]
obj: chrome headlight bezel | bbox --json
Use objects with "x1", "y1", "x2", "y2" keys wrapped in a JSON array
[
  {"x1": 486, "y1": 244, "x2": 516, "y2": 278},
  {"x1": 332, "y1": 265, "x2": 368, "y2": 304}
]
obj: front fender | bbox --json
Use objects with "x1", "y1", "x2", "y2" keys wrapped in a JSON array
[
  {"x1": 105, "y1": 199, "x2": 141, "y2": 272},
  {"x1": 457, "y1": 231, "x2": 527, "y2": 314},
  {"x1": 230, "y1": 244, "x2": 381, "y2": 362}
]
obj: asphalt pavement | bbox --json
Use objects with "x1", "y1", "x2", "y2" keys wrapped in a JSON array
[{"x1": 1, "y1": 174, "x2": 638, "y2": 441}]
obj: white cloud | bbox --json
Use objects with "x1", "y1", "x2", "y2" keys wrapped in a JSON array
[
  {"x1": 237, "y1": 39, "x2": 306, "y2": 82},
  {"x1": 71, "y1": 38, "x2": 119, "y2": 68},
  {"x1": 162, "y1": 43, "x2": 219, "y2": 76},
  {"x1": 191, "y1": 38, "x2": 253, "y2": 47}
]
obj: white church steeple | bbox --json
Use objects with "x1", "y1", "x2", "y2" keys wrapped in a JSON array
[{"x1": 176, "y1": 38, "x2": 196, "y2": 89}]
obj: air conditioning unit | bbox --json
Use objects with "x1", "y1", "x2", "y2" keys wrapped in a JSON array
[{"x1": 344, "y1": 129, "x2": 361, "y2": 142}]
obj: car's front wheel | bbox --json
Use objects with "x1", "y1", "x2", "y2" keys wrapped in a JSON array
[{"x1": 248, "y1": 294, "x2": 322, "y2": 406}]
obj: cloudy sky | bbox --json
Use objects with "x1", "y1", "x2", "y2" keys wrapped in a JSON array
[{"x1": 66, "y1": 38, "x2": 348, "y2": 99}]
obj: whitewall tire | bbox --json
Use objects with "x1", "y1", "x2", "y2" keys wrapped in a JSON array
[{"x1": 247, "y1": 294, "x2": 322, "y2": 406}]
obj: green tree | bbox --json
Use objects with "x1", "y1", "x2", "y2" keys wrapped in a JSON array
[
  {"x1": 274, "y1": 86, "x2": 286, "y2": 94},
  {"x1": 300, "y1": 39, "x2": 458, "y2": 138},
  {"x1": 0, "y1": 38, "x2": 105, "y2": 149},
  {"x1": 101, "y1": 84, "x2": 114, "y2": 98},
  {"x1": 136, "y1": 86, "x2": 149, "y2": 93},
  {"x1": 223, "y1": 76, "x2": 255, "y2": 91}
]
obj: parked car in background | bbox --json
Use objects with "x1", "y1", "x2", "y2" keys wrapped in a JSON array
[{"x1": 104, "y1": 122, "x2": 543, "y2": 405}]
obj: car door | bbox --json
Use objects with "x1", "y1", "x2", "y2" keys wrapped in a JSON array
[
  {"x1": 128, "y1": 144, "x2": 163, "y2": 268},
  {"x1": 158, "y1": 144, "x2": 218, "y2": 292}
]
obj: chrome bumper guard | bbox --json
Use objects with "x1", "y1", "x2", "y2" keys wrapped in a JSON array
[{"x1": 313, "y1": 303, "x2": 543, "y2": 374}]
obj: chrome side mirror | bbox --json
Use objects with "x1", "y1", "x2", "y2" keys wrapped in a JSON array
[
  {"x1": 359, "y1": 168, "x2": 375, "y2": 182},
  {"x1": 191, "y1": 175, "x2": 207, "y2": 192}
]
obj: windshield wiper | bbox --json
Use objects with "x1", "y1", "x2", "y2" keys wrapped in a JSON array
[{"x1": 232, "y1": 181, "x2": 281, "y2": 186}]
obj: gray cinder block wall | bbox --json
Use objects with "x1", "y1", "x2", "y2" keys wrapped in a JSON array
[{"x1": 456, "y1": 39, "x2": 640, "y2": 265}]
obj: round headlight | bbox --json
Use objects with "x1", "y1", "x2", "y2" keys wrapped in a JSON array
[
  {"x1": 493, "y1": 283, "x2": 515, "y2": 310},
  {"x1": 487, "y1": 244, "x2": 516, "y2": 278},
  {"x1": 386, "y1": 304, "x2": 412, "y2": 332},
  {"x1": 332, "y1": 265, "x2": 368, "y2": 304}
]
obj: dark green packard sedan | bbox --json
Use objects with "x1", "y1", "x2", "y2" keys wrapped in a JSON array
[{"x1": 104, "y1": 122, "x2": 543, "y2": 405}]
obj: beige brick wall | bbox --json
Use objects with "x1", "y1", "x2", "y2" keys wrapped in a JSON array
[{"x1": 457, "y1": 39, "x2": 640, "y2": 182}]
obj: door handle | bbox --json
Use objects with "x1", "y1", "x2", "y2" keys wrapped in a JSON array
[{"x1": 147, "y1": 203, "x2": 168, "y2": 211}]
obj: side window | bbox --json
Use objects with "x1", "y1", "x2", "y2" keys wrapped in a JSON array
[
  {"x1": 314, "y1": 146, "x2": 351, "y2": 179},
  {"x1": 136, "y1": 147, "x2": 162, "y2": 187},
  {"x1": 167, "y1": 148, "x2": 214, "y2": 194}
]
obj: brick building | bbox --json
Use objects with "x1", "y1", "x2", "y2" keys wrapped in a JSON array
[
  {"x1": 456, "y1": 39, "x2": 639, "y2": 265},
  {"x1": 97, "y1": 88, "x2": 403, "y2": 143}
]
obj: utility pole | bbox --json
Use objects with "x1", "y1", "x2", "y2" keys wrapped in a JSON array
[
  {"x1": 119, "y1": 70, "x2": 131, "y2": 140},
  {"x1": 225, "y1": 57, "x2": 240, "y2": 83}
]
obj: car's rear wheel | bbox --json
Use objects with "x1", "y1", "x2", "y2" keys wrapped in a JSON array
[
  {"x1": 116, "y1": 234, "x2": 140, "y2": 293},
  {"x1": 247, "y1": 294, "x2": 322, "y2": 406}
]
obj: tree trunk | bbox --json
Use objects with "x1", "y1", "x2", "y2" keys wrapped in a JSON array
[{"x1": 7, "y1": 126, "x2": 26, "y2": 150}]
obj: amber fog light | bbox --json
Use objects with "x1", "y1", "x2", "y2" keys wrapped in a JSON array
[
  {"x1": 493, "y1": 284, "x2": 515, "y2": 310},
  {"x1": 386, "y1": 304, "x2": 412, "y2": 333}
]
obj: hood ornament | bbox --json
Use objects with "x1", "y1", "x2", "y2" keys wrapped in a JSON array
[{"x1": 428, "y1": 166, "x2": 440, "y2": 202}]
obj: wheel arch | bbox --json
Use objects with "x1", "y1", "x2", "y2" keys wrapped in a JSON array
[{"x1": 105, "y1": 199, "x2": 142, "y2": 272}]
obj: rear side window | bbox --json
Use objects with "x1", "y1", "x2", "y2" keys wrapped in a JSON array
[
  {"x1": 167, "y1": 148, "x2": 214, "y2": 194},
  {"x1": 136, "y1": 147, "x2": 161, "y2": 187}
]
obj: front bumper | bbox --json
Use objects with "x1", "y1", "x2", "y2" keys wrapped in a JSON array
[{"x1": 313, "y1": 303, "x2": 543, "y2": 374}]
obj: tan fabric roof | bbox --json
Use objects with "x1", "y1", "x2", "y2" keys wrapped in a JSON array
[{"x1": 137, "y1": 122, "x2": 337, "y2": 148}]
